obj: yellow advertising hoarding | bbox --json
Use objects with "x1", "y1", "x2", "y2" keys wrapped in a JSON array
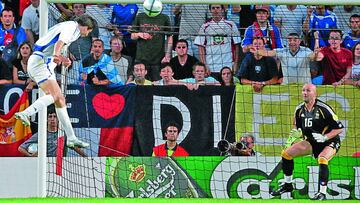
[{"x1": 235, "y1": 84, "x2": 360, "y2": 156}]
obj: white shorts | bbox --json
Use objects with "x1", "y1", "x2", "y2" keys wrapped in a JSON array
[{"x1": 28, "y1": 51, "x2": 57, "y2": 85}]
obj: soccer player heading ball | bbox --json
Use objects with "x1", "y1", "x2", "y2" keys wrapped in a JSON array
[
  {"x1": 271, "y1": 83, "x2": 343, "y2": 200},
  {"x1": 15, "y1": 14, "x2": 95, "y2": 148}
]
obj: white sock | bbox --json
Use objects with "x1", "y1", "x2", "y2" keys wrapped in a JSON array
[
  {"x1": 55, "y1": 106, "x2": 77, "y2": 141},
  {"x1": 284, "y1": 175, "x2": 292, "y2": 183},
  {"x1": 319, "y1": 185, "x2": 327, "y2": 194},
  {"x1": 22, "y1": 95, "x2": 54, "y2": 117}
]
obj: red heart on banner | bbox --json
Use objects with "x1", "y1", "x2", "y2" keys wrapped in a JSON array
[{"x1": 92, "y1": 92, "x2": 125, "y2": 119}]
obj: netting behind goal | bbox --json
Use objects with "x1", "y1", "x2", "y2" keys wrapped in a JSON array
[{"x1": 39, "y1": 1, "x2": 360, "y2": 199}]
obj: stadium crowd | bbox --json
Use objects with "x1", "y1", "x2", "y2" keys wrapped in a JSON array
[{"x1": 0, "y1": 1, "x2": 359, "y2": 91}]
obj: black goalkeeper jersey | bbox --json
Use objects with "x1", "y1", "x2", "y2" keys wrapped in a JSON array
[{"x1": 294, "y1": 99, "x2": 344, "y2": 142}]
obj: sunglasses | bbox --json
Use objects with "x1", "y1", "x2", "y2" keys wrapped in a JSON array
[{"x1": 176, "y1": 46, "x2": 187, "y2": 49}]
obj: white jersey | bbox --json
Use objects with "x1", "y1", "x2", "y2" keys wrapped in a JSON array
[
  {"x1": 34, "y1": 21, "x2": 81, "y2": 57},
  {"x1": 275, "y1": 46, "x2": 313, "y2": 84},
  {"x1": 194, "y1": 18, "x2": 241, "y2": 73}
]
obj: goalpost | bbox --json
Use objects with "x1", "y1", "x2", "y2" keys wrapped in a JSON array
[{"x1": 37, "y1": 0, "x2": 360, "y2": 199}]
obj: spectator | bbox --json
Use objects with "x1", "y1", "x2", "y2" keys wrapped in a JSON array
[
  {"x1": 169, "y1": 39, "x2": 198, "y2": 80},
  {"x1": 303, "y1": 5, "x2": 337, "y2": 50},
  {"x1": 344, "y1": 42, "x2": 360, "y2": 88},
  {"x1": 82, "y1": 39, "x2": 123, "y2": 86},
  {"x1": 173, "y1": 4, "x2": 208, "y2": 58},
  {"x1": 313, "y1": 29, "x2": 353, "y2": 85},
  {"x1": 3, "y1": 0, "x2": 21, "y2": 25},
  {"x1": 237, "y1": 37, "x2": 280, "y2": 93},
  {"x1": 0, "y1": 7, "x2": 27, "y2": 64},
  {"x1": 242, "y1": 5, "x2": 282, "y2": 53},
  {"x1": 12, "y1": 41, "x2": 36, "y2": 91},
  {"x1": 18, "y1": 106, "x2": 86, "y2": 157},
  {"x1": 231, "y1": 133, "x2": 259, "y2": 156},
  {"x1": 273, "y1": 5, "x2": 307, "y2": 47},
  {"x1": 254, "y1": 33, "x2": 313, "y2": 84},
  {"x1": 21, "y1": 0, "x2": 39, "y2": 45},
  {"x1": 0, "y1": 57, "x2": 12, "y2": 84},
  {"x1": 110, "y1": 4, "x2": 138, "y2": 58},
  {"x1": 131, "y1": 3, "x2": 173, "y2": 81},
  {"x1": 219, "y1": 66, "x2": 239, "y2": 86},
  {"x1": 127, "y1": 62, "x2": 152, "y2": 85},
  {"x1": 195, "y1": 4, "x2": 241, "y2": 75},
  {"x1": 180, "y1": 62, "x2": 220, "y2": 85},
  {"x1": 153, "y1": 63, "x2": 175, "y2": 85},
  {"x1": 333, "y1": 6, "x2": 360, "y2": 32},
  {"x1": 82, "y1": 38, "x2": 107, "y2": 85},
  {"x1": 152, "y1": 122, "x2": 189, "y2": 157},
  {"x1": 108, "y1": 36, "x2": 132, "y2": 84},
  {"x1": 343, "y1": 14, "x2": 360, "y2": 50}
]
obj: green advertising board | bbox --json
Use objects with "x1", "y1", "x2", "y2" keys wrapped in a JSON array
[
  {"x1": 235, "y1": 85, "x2": 360, "y2": 156},
  {"x1": 106, "y1": 156, "x2": 360, "y2": 199}
]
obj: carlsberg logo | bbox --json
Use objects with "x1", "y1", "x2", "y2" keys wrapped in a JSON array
[{"x1": 127, "y1": 164, "x2": 177, "y2": 198}]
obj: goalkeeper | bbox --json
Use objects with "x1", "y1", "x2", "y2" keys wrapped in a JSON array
[{"x1": 271, "y1": 83, "x2": 343, "y2": 200}]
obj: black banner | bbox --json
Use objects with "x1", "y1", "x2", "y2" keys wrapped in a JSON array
[{"x1": 132, "y1": 86, "x2": 235, "y2": 156}]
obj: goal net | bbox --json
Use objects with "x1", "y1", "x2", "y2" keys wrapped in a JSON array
[{"x1": 36, "y1": 0, "x2": 360, "y2": 199}]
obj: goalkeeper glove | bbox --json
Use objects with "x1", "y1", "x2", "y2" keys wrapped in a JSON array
[
  {"x1": 284, "y1": 128, "x2": 303, "y2": 149},
  {"x1": 312, "y1": 133, "x2": 328, "y2": 143}
]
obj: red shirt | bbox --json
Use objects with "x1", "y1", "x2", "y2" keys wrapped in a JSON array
[
  {"x1": 19, "y1": 0, "x2": 31, "y2": 16},
  {"x1": 321, "y1": 46, "x2": 352, "y2": 85},
  {"x1": 153, "y1": 143, "x2": 189, "y2": 157}
]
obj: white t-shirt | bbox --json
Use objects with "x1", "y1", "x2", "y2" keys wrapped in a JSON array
[
  {"x1": 34, "y1": 21, "x2": 81, "y2": 57},
  {"x1": 194, "y1": 18, "x2": 241, "y2": 73},
  {"x1": 275, "y1": 46, "x2": 313, "y2": 84},
  {"x1": 352, "y1": 63, "x2": 360, "y2": 81}
]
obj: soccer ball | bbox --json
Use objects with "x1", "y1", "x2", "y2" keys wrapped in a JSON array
[
  {"x1": 143, "y1": 0, "x2": 163, "y2": 17},
  {"x1": 28, "y1": 143, "x2": 38, "y2": 154}
]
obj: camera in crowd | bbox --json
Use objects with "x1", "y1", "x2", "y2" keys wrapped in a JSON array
[
  {"x1": 217, "y1": 133, "x2": 256, "y2": 156},
  {"x1": 217, "y1": 140, "x2": 248, "y2": 153}
]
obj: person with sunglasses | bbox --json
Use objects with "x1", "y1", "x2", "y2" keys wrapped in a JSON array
[
  {"x1": 152, "y1": 122, "x2": 189, "y2": 157},
  {"x1": 170, "y1": 39, "x2": 198, "y2": 80}
]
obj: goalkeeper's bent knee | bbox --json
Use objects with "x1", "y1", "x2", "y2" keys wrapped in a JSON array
[
  {"x1": 281, "y1": 150, "x2": 293, "y2": 160},
  {"x1": 318, "y1": 157, "x2": 328, "y2": 165}
]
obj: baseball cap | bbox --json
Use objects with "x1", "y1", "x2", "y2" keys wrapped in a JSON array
[{"x1": 255, "y1": 5, "x2": 270, "y2": 13}]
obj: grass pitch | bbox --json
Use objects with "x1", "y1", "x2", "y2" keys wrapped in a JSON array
[{"x1": 1, "y1": 198, "x2": 360, "y2": 203}]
